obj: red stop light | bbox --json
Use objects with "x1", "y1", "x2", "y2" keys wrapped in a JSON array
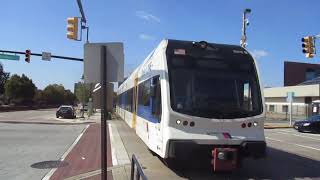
[{"x1": 25, "y1": 50, "x2": 31, "y2": 63}]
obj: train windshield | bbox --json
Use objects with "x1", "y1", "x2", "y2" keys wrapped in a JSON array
[{"x1": 167, "y1": 52, "x2": 262, "y2": 119}]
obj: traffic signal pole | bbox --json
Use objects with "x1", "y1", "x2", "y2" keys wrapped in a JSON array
[
  {"x1": 0, "y1": 49, "x2": 83, "y2": 61},
  {"x1": 76, "y1": 0, "x2": 89, "y2": 43}
]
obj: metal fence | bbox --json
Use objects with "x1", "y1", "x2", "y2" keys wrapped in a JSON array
[
  {"x1": 265, "y1": 104, "x2": 309, "y2": 120},
  {"x1": 130, "y1": 154, "x2": 147, "y2": 180}
]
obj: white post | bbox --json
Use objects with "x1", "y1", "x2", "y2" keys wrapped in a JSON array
[{"x1": 289, "y1": 100, "x2": 292, "y2": 126}]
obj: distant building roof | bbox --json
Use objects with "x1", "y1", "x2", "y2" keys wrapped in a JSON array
[
  {"x1": 299, "y1": 76, "x2": 320, "y2": 85},
  {"x1": 264, "y1": 84, "x2": 320, "y2": 97}
]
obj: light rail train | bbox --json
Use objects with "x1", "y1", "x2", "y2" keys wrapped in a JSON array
[{"x1": 116, "y1": 39, "x2": 266, "y2": 171}]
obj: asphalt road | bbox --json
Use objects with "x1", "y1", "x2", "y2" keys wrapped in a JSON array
[
  {"x1": 174, "y1": 128, "x2": 320, "y2": 180},
  {"x1": 0, "y1": 122, "x2": 86, "y2": 179}
]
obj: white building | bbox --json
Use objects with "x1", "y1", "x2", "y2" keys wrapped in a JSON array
[{"x1": 264, "y1": 84, "x2": 320, "y2": 119}]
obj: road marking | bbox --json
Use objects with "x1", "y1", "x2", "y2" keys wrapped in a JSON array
[
  {"x1": 276, "y1": 131, "x2": 320, "y2": 141},
  {"x1": 266, "y1": 137, "x2": 320, "y2": 152},
  {"x1": 265, "y1": 137, "x2": 283, "y2": 142},
  {"x1": 41, "y1": 124, "x2": 90, "y2": 180},
  {"x1": 279, "y1": 129, "x2": 320, "y2": 137}
]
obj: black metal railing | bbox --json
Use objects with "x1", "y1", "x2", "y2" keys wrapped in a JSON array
[{"x1": 130, "y1": 154, "x2": 148, "y2": 180}]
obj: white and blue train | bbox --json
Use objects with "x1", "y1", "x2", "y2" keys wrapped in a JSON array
[{"x1": 116, "y1": 39, "x2": 266, "y2": 170}]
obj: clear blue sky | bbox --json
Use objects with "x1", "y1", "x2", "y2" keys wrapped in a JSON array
[{"x1": 1, "y1": 0, "x2": 320, "y2": 91}]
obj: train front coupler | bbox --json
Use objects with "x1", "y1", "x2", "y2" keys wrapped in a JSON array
[{"x1": 211, "y1": 147, "x2": 239, "y2": 172}]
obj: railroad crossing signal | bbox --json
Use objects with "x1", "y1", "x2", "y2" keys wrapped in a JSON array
[
  {"x1": 25, "y1": 50, "x2": 31, "y2": 63},
  {"x1": 302, "y1": 36, "x2": 316, "y2": 58},
  {"x1": 67, "y1": 17, "x2": 79, "y2": 40}
]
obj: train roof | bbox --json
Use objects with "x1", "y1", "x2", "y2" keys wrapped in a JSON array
[
  {"x1": 117, "y1": 39, "x2": 251, "y2": 93},
  {"x1": 166, "y1": 39, "x2": 245, "y2": 51}
]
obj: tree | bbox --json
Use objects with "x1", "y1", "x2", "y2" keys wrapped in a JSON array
[
  {"x1": 64, "y1": 89, "x2": 77, "y2": 105},
  {"x1": 33, "y1": 89, "x2": 46, "y2": 106},
  {"x1": 5, "y1": 74, "x2": 36, "y2": 105},
  {"x1": 42, "y1": 84, "x2": 76, "y2": 105},
  {"x1": 75, "y1": 83, "x2": 90, "y2": 104},
  {"x1": 0, "y1": 62, "x2": 10, "y2": 95}
]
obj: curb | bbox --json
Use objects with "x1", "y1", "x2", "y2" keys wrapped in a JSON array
[
  {"x1": 0, "y1": 120, "x2": 95, "y2": 125},
  {"x1": 264, "y1": 126, "x2": 292, "y2": 129}
]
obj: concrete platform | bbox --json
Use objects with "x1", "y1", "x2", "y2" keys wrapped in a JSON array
[{"x1": 108, "y1": 119, "x2": 183, "y2": 180}]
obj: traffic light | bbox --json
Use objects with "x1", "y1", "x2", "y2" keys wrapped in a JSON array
[
  {"x1": 25, "y1": 50, "x2": 31, "y2": 63},
  {"x1": 302, "y1": 36, "x2": 316, "y2": 58},
  {"x1": 67, "y1": 17, "x2": 79, "y2": 40}
]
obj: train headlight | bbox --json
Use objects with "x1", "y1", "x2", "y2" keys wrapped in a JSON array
[
  {"x1": 176, "y1": 119, "x2": 181, "y2": 125},
  {"x1": 253, "y1": 122, "x2": 258, "y2": 127}
]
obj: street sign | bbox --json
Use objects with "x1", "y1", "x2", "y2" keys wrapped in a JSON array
[
  {"x1": 0, "y1": 54, "x2": 20, "y2": 61},
  {"x1": 286, "y1": 92, "x2": 295, "y2": 126},
  {"x1": 42, "y1": 52, "x2": 51, "y2": 61},
  {"x1": 92, "y1": 83, "x2": 113, "y2": 111},
  {"x1": 286, "y1": 92, "x2": 295, "y2": 103},
  {"x1": 84, "y1": 43, "x2": 124, "y2": 83}
]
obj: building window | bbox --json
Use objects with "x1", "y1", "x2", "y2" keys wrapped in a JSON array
[
  {"x1": 282, "y1": 105, "x2": 288, "y2": 113},
  {"x1": 269, "y1": 105, "x2": 275, "y2": 112},
  {"x1": 306, "y1": 69, "x2": 316, "y2": 81}
]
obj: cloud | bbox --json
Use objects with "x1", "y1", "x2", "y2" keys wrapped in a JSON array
[
  {"x1": 139, "y1": 33, "x2": 155, "y2": 41},
  {"x1": 135, "y1": 11, "x2": 160, "y2": 23},
  {"x1": 250, "y1": 49, "x2": 268, "y2": 59}
]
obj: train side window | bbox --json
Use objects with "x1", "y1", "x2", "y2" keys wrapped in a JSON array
[
  {"x1": 151, "y1": 76, "x2": 162, "y2": 122},
  {"x1": 138, "y1": 79, "x2": 151, "y2": 106},
  {"x1": 126, "y1": 88, "x2": 133, "y2": 112}
]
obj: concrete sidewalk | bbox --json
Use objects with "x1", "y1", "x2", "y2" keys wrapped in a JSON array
[
  {"x1": 264, "y1": 123, "x2": 293, "y2": 129},
  {"x1": 264, "y1": 118, "x2": 294, "y2": 129}
]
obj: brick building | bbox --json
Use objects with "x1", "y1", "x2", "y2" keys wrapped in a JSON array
[{"x1": 284, "y1": 61, "x2": 320, "y2": 86}]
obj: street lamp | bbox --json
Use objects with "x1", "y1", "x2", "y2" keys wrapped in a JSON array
[{"x1": 240, "y1": 8, "x2": 251, "y2": 48}]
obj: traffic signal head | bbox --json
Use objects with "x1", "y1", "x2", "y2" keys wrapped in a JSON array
[
  {"x1": 301, "y1": 36, "x2": 315, "y2": 58},
  {"x1": 67, "y1": 17, "x2": 79, "y2": 40},
  {"x1": 25, "y1": 50, "x2": 31, "y2": 63}
]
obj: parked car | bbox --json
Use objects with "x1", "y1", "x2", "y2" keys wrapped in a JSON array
[
  {"x1": 56, "y1": 105, "x2": 76, "y2": 119},
  {"x1": 293, "y1": 115, "x2": 320, "y2": 133}
]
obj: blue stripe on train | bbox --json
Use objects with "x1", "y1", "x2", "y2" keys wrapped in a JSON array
[{"x1": 137, "y1": 104, "x2": 159, "y2": 123}]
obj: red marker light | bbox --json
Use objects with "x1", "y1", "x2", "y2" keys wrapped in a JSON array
[{"x1": 241, "y1": 123, "x2": 246, "y2": 128}]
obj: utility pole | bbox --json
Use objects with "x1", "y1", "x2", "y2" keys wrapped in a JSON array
[
  {"x1": 76, "y1": 0, "x2": 89, "y2": 42},
  {"x1": 240, "y1": 9, "x2": 251, "y2": 48}
]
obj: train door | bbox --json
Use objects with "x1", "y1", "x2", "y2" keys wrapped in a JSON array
[
  {"x1": 132, "y1": 76, "x2": 138, "y2": 129},
  {"x1": 150, "y1": 75, "x2": 163, "y2": 152}
]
